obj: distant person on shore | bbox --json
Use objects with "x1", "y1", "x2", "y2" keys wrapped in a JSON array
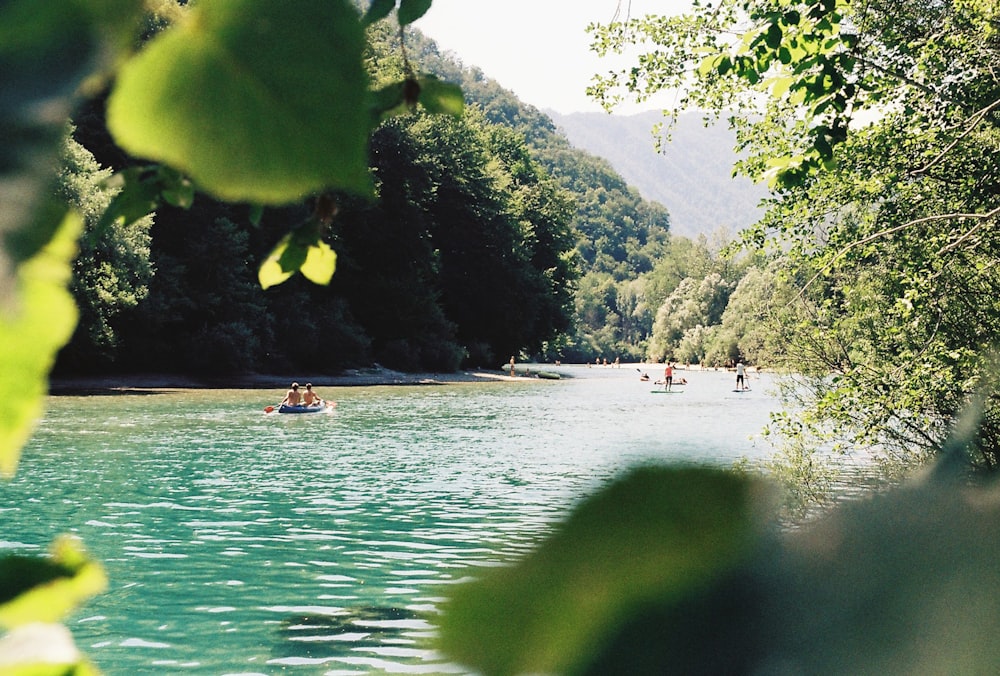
[
  {"x1": 736, "y1": 361, "x2": 747, "y2": 391},
  {"x1": 302, "y1": 383, "x2": 324, "y2": 407},
  {"x1": 509, "y1": 356, "x2": 516, "y2": 376},
  {"x1": 280, "y1": 382, "x2": 302, "y2": 406},
  {"x1": 664, "y1": 363, "x2": 674, "y2": 391}
]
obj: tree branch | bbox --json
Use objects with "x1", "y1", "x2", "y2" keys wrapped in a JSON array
[
  {"x1": 799, "y1": 206, "x2": 1000, "y2": 299},
  {"x1": 911, "y1": 97, "x2": 1000, "y2": 177}
]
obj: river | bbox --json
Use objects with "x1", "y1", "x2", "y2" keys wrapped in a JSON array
[{"x1": 2, "y1": 365, "x2": 781, "y2": 674}]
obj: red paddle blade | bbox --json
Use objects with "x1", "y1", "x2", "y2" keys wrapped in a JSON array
[{"x1": 264, "y1": 406, "x2": 275, "y2": 413}]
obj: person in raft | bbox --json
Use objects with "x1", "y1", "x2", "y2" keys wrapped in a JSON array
[
  {"x1": 280, "y1": 382, "x2": 302, "y2": 407},
  {"x1": 302, "y1": 383, "x2": 325, "y2": 408},
  {"x1": 663, "y1": 362, "x2": 674, "y2": 391},
  {"x1": 736, "y1": 361, "x2": 748, "y2": 390}
]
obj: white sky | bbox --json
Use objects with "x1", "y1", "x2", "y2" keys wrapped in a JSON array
[{"x1": 416, "y1": 0, "x2": 692, "y2": 115}]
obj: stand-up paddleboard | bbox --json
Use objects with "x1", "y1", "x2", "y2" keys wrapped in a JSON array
[
  {"x1": 732, "y1": 389, "x2": 751, "y2": 393},
  {"x1": 651, "y1": 390, "x2": 684, "y2": 394}
]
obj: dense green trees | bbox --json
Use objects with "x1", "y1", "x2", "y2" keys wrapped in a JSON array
[
  {"x1": 45, "y1": 4, "x2": 582, "y2": 375},
  {"x1": 49, "y1": 3, "x2": 764, "y2": 375},
  {"x1": 590, "y1": 0, "x2": 1000, "y2": 470},
  {"x1": 18, "y1": 0, "x2": 784, "y2": 390},
  {"x1": 329, "y1": 109, "x2": 578, "y2": 369},
  {"x1": 41, "y1": 1, "x2": 792, "y2": 380},
  {"x1": 55, "y1": 133, "x2": 153, "y2": 370}
]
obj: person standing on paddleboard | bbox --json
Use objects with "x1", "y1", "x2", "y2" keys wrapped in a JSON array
[
  {"x1": 736, "y1": 361, "x2": 747, "y2": 391},
  {"x1": 664, "y1": 363, "x2": 674, "y2": 391}
]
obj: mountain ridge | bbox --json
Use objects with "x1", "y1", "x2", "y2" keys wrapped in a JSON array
[{"x1": 547, "y1": 110, "x2": 768, "y2": 239}]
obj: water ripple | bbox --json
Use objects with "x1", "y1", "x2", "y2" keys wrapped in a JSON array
[{"x1": 5, "y1": 372, "x2": 784, "y2": 673}]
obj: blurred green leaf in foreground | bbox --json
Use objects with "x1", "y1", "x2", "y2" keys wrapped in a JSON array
[{"x1": 440, "y1": 465, "x2": 1000, "y2": 675}]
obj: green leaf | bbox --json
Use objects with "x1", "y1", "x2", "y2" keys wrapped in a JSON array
[
  {"x1": 0, "y1": 210, "x2": 81, "y2": 478},
  {"x1": 697, "y1": 54, "x2": 720, "y2": 77},
  {"x1": 397, "y1": 0, "x2": 432, "y2": 26},
  {"x1": 300, "y1": 241, "x2": 337, "y2": 285},
  {"x1": 437, "y1": 466, "x2": 768, "y2": 675},
  {"x1": 94, "y1": 167, "x2": 160, "y2": 235},
  {"x1": 417, "y1": 75, "x2": 464, "y2": 116},
  {"x1": 248, "y1": 204, "x2": 264, "y2": 226},
  {"x1": 95, "y1": 165, "x2": 195, "y2": 238},
  {"x1": 258, "y1": 219, "x2": 336, "y2": 289},
  {"x1": 370, "y1": 79, "x2": 409, "y2": 123},
  {"x1": 157, "y1": 166, "x2": 195, "y2": 208},
  {"x1": 0, "y1": 0, "x2": 145, "y2": 273},
  {"x1": 107, "y1": 0, "x2": 373, "y2": 205},
  {"x1": 361, "y1": 0, "x2": 396, "y2": 27},
  {"x1": 258, "y1": 233, "x2": 301, "y2": 290},
  {"x1": 371, "y1": 75, "x2": 463, "y2": 123},
  {"x1": 765, "y1": 22, "x2": 783, "y2": 49},
  {"x1": 0, "y1": 537, "x2": 106, "y2": 628}
]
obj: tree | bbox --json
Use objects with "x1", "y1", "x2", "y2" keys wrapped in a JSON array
[
  {"x1": 55, "y1": 132, "x2": 153, "y2": 371},
  {"x1": 715, "y1": 262, "x2": 800, "y2": 366},
  {"x1": 648, "y1": 272, "x2": 734, "y2": 362},
  {"x1": 590, "y1": 0, "x2": 1000, "y2": 470}
]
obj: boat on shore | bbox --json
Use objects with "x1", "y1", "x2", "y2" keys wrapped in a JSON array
[{"x1": 499, "y1": 363, "x2": 562, "y2": 380}]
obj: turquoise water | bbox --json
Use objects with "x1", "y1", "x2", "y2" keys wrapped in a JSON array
[{"x1": 2, "y1": 366, "x2": 779, "y2": 674}]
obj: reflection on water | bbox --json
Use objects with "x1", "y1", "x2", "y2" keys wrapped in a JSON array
[{"x1": 3, "y1": 366, "x2": 782, "y2": 673}]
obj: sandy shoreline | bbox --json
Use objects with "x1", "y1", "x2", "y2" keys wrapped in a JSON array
[
  {"x1": 48, "y1": 366, "x2": 520, "y2": 395},
  {"x1": 47, "y1": 362, "x2": 750, "y2": 394}
]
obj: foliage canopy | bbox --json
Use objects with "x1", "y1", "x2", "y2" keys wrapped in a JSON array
[{"x1": 590, "y1": 0, "x2": 1000, "y2": 468}]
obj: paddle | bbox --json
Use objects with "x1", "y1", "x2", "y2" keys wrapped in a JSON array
[{"x1": 264, "y1": 405, "x2": 277, "y2": 413}]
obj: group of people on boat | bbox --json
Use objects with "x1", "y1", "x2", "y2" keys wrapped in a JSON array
[{"x1": 279, "y1": 382, "x2": 329, "y2": 408}]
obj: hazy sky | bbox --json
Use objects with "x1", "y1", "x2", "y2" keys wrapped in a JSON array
[{"x1": 417, "y1": 0, "x2": 692, "y2": 115}]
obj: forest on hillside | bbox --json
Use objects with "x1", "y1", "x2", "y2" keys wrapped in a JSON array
[
  {"x1": 54, "y1": 5, "x2": 764, "y2": 377},
  {"x1": 45, "y1": 0, "x2": 1000, "y2": 478},
  {"x1": 548, "y1": 110, "x2": 768, "y2": 238}
]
